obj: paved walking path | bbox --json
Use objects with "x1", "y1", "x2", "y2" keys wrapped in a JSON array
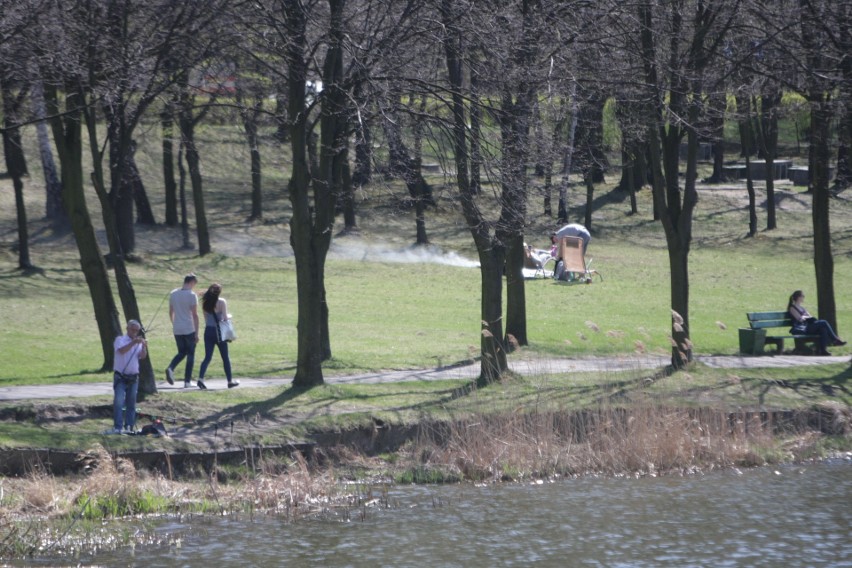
[{"x1": 1, "y1": 354, "x2": 848, "y2": 402}]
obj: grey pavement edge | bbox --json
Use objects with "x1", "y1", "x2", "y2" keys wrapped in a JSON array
[{"x1": 0, "y1": 354, "x2": 848, "y2": 401}]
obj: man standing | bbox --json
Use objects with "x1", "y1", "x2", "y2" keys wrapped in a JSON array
[
  {"x1": 166, "y1": 273, "x2": 199, "y2": 388},
  {"x1": 108, "y1": 319, "x2": 147, "y2": 434}
]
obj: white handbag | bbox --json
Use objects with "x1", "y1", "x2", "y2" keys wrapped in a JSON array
[{"x1": 218, "y1": 319, "x2": 237, "y2": 342}]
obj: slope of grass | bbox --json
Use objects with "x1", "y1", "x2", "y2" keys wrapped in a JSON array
[{"x1": 1, "y1": 121, "x2": 850, "y2": 389}]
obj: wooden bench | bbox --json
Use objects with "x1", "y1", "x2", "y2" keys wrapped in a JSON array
[{"x1": 739, "y1": 311, "x2": 819, "y2": 355}]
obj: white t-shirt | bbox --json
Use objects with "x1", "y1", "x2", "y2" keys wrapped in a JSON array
[
  {"x1": 114, "y1": 335, "x2": 142, "y2": 375},
  {"x1": 555, "y1": 223, "x2": 590, "y2": 242},
  {"x1": 170, "y1": 288, "x2": 198, "y2": 335}
]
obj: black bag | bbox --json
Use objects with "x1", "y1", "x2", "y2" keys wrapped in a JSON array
[
  {"x1": 114, "y1": 371, "x2": 138, "y2": 383},
  {"x1": 139, "y1": 421, "x2": 168, "y2": 437}
]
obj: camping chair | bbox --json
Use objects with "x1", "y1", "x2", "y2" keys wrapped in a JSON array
[
  {"x1": 523, "y1": 244, "x2": 555, "y2": 278},
  {"x1": 555, "y1": 236, "x2": 602, "y2": 283}
]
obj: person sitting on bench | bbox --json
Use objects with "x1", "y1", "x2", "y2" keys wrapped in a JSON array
[{"x1": 788, "y1": 290, "x2": 846, "y2": 356}]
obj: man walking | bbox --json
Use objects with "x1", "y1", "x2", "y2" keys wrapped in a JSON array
[{"x1": 166, "y1": 273, "x2": 199, "y2": 387}]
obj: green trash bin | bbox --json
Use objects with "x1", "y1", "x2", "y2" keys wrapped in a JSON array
[{"x1": 739, "y1": 328, "x2": 766, "y2": 355}]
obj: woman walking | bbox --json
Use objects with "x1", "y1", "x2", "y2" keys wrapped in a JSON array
[{"x1": 197, "y1": 283, "x2": 239, "y2": 389}]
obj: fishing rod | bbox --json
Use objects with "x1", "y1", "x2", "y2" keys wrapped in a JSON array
[
  {"x1": 136, "y1": 409, "x2": 196, "y2": 425},
  {"x1": 139, "y1": 291, "x2": 170, "y2": 339}
]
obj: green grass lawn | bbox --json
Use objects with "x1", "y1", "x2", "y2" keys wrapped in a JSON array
[
  {"x1": 1, "y1": 360, "x2": 849, "y2": 452},
  {"x1": 3, "y1": 227, "x2": 849, "y2": 387},
  {"x1": 1, "y1": 121, "x2": 850, "y2": 390}
]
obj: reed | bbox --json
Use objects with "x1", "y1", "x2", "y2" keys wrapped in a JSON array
[
  {"x1": 0, "y1": 441, "x2": 385, "y2": 559},
  {"x1": 404, "y1": 404, "x2": 806, "y2": 482}
]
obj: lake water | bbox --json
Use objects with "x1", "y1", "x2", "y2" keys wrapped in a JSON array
[{"x1": 19, "y1": 461, "x2": 852, "y2": 567}]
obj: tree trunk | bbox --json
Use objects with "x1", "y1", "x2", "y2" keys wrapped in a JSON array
[
  {"x1": 836, "y1": 95, "x2": 851, "y2": 190},
  {"x1": 31, "y1": 79, "x2": 67, "y2": 231},
  {"x1": 810, "y1": 100, "x2": 837, "y2": 331},
  {"x1": 128, "y1": 142, "x2": 155, "y2": 225},
  {"x1": 1, "y1": 81, "x2": 32, "y2": 269},
  {"x1": 479, "y1": 247, "x2": 508, "y2": 383},
  {"x1": 744, "y1": 144, "x2": 758, "y2": 238},
  {"x1": 705, "y1": 91, "x2": 726, "y2": 183},
  {"x1": 245, "y1": 108, "x2": 263, "y2": 222},
  {"x1": 105, "y1": 118, "x2": 136, "y2": 254},
  {"x1": 737, "y1": 94, "x2": 759, "y2": 235},
  {"x1": 543, "y1": 105, "x2": 567, "y2": 217},
  {"x1": 274, "y1": 87, "x2": 289, "y2": 144},
  {"x1": 352, "y1": 113, "x2": 372, "y2": 186},
  {"x1": 442, "y1": 0, "x2": 508, "y2": 382},
  {"x1": 283, "y1": 0, "x2": 349, "y2": 387},
  {"x1": 654, "y1": 116, "x2": 699, "y2": 368},
  {"x1": 574, "y1": 91, "x2": 608, "y2": 184},
  {"x1": 583, "y1": 169, "x2": 594, "y2": 230},
  {"x1": 639, "y1": 1, "x2": 702, "y2": 369},
  {"x1": 340, "y1": 147, "x2": 357, "y2": 232},
  {"x1": 470, "y1": 70, "x2": 482, "y2": 195},
  {"x1": 236, "y1": 81, "x2": 264, "y2": 223},
  {"x1": 178, "y1": 95, "x2": 211, "y2": 256},
  {"x1": 10, "y1": 175, "x2": 32, "y2": 269},
  {"x1": 82, "y1": 94, "x2": 157, "y2": 396},
  {"x1": 47, "y1": 86, "x2": 121, "y2": 370},
  {"x1": 177, "y1": 142, "x2": 191, "y2": 249},
  {"x1": 758, "y1": 90, "x2": 781, "y2": 230},
  {"x1": 162, "y1": 105, "x2": 178, "y2": 227},
  {"x1": 764, "y1": 154, "x2": 777, "y2": 229},
  {"x1": 504, "y1": 234, "x2": 527, "y2": 348},
  {"x1": 668, "y1": 241, "x2": 690, "y2": 366},
  {"x1": 627, "y1": 155, "x2": 638, "y2": 215},
  {"x1": 381, "y1": 99, "x2": 434, "y2": 243},
  {"x1": 91, "y1": 172, "x2": 157, "y2": 396},
  {"x1": 557, "y1": 84, "x2": 579, "y2": 224},
  {"x1": 498, "y1": 1, "x2": 536, "y2": 350},
  {"x1": 314, "y1": 0, "x2": 348, "y2": 362},
  {"x1": 0, "y1": 84, "x2": 28, "y2": 178}
]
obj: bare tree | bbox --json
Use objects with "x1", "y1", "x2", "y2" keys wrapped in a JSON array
[
  {"x1": 0, "y1": 0, "x2": 38, "y2": 269},
  {"x1": 635, "y1": 0, "x2": 738, "y2": 367},
  {"x1": 797, "y1": 0, "x2": 842, "y2": 332},
  {"x1": 745, "y1": 0, "x2": 846, "y2": 333},
  {"x1": 235, "y1": 63, "x2": 267, "y2": 222},
  {"x1": 45, "y1": 83, "x2": 122, "y2": 369},
  {"x1": 30, "y1": 78, "x2": 66, "y2": 230},
  {"x1": 379, "y1": 90, "x2": 435, "y2": 245},
  {"x1": 1, "y1": 77, "x2": 32, "y2": 270}
]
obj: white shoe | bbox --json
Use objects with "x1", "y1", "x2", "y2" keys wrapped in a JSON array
[{"x1": 103, "y1": 428, "x2": 122, "y2": 435}]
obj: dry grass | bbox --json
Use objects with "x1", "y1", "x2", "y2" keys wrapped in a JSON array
[
  {"x1": 1, "y1": 400, "x2": 847, "y2": 558},
  {"x1": 0, "y1": 443, "x2": 365, "y2": 558},
  {"x1": 402, "y1": 405, "x2": 817, "y2": 483}
]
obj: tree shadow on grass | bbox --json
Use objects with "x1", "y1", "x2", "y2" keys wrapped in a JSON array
[
  {"x1": 0, "y1": 369, "x2": 106, "y2": 386},
  {"x1": 740, "y1": 366, "x2": 852, "y2": 407},
  {"x1": 152, "y1": 363, "x2": 852, "y2": 439}
]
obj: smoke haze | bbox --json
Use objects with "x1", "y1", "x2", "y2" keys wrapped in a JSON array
[{"x1": 329, "y1": 242, "x2": 479, "y2": 268}]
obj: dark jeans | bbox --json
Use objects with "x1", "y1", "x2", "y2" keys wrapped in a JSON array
[
  {"x1": 169, "y1": 333, "x2": 197, "y2": 381},
  {"x1": 113, "y1": 372, "x2": 138, "y2": 431},
  {"x1": 198, "y1": 325, "x2": 232, "y2": 381},
  {"x1": 802, "y1": 320, "x2": 840, "y2": 352}
]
